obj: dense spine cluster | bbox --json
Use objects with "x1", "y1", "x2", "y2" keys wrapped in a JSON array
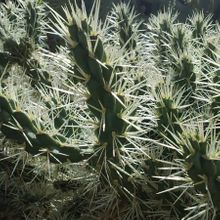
[
  {"x1": 0, "y1": 0, "x2": 220, "y2": 219},
  {"x1": 0, "y1": 94, "x2": 88, "y2": 163},
  {"x1": 50, "y1": 1, "x2": 148, "y2": 198}
]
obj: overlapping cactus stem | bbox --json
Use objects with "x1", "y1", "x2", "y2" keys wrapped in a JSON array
[
  {"x1": 152, "y1": 81, "x2": 184, "y2": 153},
  {"x1": 211, "y1": 63, "x2": 220, "y2": 118},
  {"x1": 203, "y1": 40, "x2": 218, "y2": 63},
  {"x1": 163, "y1": 24, "x2": 192, "y2": 73},
  {"x1": 142, "y1": 81, "x2": 191, "y2": 216},
  {"x1": 55, "y1": 3, "x2": 143, "y2": 194},
  {"x1": 137, "y1": 82, "x2": 184, "y2": 210},
  {"x1": 200, "y1": 38, "x2": 220, "y2": 125},
  {"x1": 2, "y1": 38, "x2": 51, "y2": 86},
  {"x1": 188, "y1": 12, "x2": 214, "y2": 44},
  {"x1": 43, "y1": 93, "x2": 83, "y2": 140},
  {"x1": 200, "y1": 38, "x2": 219, "y2": 84},
  {"x1": 209, "y1": 71, "x2": 220, "y2": 123},
  {"x1": 202, "y1": 39, "x2": 220, "y2": 114},
  {"x1": 149, "y1": 12, "x2": 194, "y2": 79},
  {"x1": 0, "y1": 94, "x2": 88, "y2": 163},
  {"x1": 110, "y1": 2, "x2": 149, "y2": 96},
  {"x1": 191, "y1": 16, "x2": 217, "y2": 86},
  {"x1": 209, "y1": 84, "x2": 220, "y2": 138},
  {"x1": 113, "y1": 2, "x2": 139, "y2": 55},
  {"x1": 148, "y1": 10, "x2": 177, "y2": 70},
  {"x1": 24, "y1": 0, "x2": 52, "y2": 86},
  {"x1": 171, "y1": 53, "x2": 196, "y2": 96},
  {"x1": 171, "y1": 25, "x2": 191, "y2": 57},
  {"x1": 0, "y1": 0, "x2": 51, "y2": 86},
  {"x1": 24, "y1": 1, "x2": 45, "y2": 43},
  {"x1": 147, "y1": 82, "x2": 187, "y2": 210},
  {"x1": 188, "y1": 12, "x2": 218, "y2": 76},
  {"x1": 178, "y1": 129, "x2": 220, "y2": 218},
  {"x1": 159, "y1": 22, "x2": 197, "y2": 99}
]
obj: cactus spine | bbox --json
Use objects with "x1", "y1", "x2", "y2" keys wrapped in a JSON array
[
  {"x1": 50, "y1": 0, "x2": 145, "y2": 197},
  {"x1": 1, "y1": 0, "x2": 220, "y2": 219},
  {"x1": 0, "y1": 94, "x2": 89, "y2": 163},
  {"x1": 0, "y1": 0, "x2": 51, "y2": 86}
]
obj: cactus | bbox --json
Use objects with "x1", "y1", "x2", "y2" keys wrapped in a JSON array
[
  {"x1": 163, "y1": 124, "x2": 220, "y2": 219},
  {"x1": 109, "y1": 2, "x2": 142, "y2": 53},
  {"x1": 1, "y1": 0, "x2": 220, "y2": 219},
  {"x1": 0, "y1": 0, "x2": 51, "y2": 86},
  {"x1": 188, "y1": 11, "x2": 214, "y2": 42},
  {"x1": 0, "y1": 93, "x2": 91, "y2": 163},
  {"x1": 148, "y1": 8, "x2": 220, "y2": 220},
  {"x1": 50, "y1": 0, "x2": 142, "y2": 195},
  {"x1": 147, "y1": 9, "x2": 178, "y2": 71}
]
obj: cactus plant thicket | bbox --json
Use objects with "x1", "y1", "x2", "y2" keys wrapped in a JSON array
[
  {"x1": 49, "y1": 1, "x2": 155, "y2": 212},
  {"x1": 0, "y1": 0, "x2": 52, "y2": 86},
  {"x1": 1, "y1": 0, "x2": 220, "y2": 219},
  {"x1": 147, "y1": 7, "x2": 220, "y2": 220}
]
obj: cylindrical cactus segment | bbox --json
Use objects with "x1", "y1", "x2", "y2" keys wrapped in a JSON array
[
  {"x1": 0, "y1": 95, "x2": 13, "y2": 122},
  {"x1": 148, "y1": 10, "x2": 178, "y2": 69},
  {"x1": 188, "y1": 12, "x2": 213, "y2": 42},
  {"x1": 64, "y1": 3, "x2": 128, "y2": 139},
  {"x1": 44, "y1": 97, "x2": 80, "y2": 138},
  {"x1": 154, "y1": 82, "x2": 183, "y2": 137},
  {"x1": 0, "y1": 1, "x2": 51, "y2": 86},
  {"x1": 112, "y1": 2, "x2": 139, "y2": 51},
  {"x1": 171, "y1": 26, "x2": 188, "y2": 54},
  {"x1": 179, "y1": 130, "x2": 220, "y2": 213},
  {"x1": 0, "y1": 94, "x2": 89, "y2": 163},
  {"x1": 171, "y1": 54, "x2": 196, "y2": 93},
  {"x1": 2, "y1": 38, "x2": 51, "y2": 86},
  {"x1": 25, "y1": 1, "x2": 43, "y2": 41},
  {"x1": 50, "y1": 0, "x2": 140, "y2": 192},
  {"x1": 35, "y1": 133, "x2": 85, "y2": 163}
]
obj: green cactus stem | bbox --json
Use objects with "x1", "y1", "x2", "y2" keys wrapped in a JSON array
[
  {"x1": 148, "y1": 10, "x2": 177, "y2": 69},
  {"x1": 188, "y1": 12, "x2": 213, "y2": 43},
  {"x1": 111, "y1": 2, "x2": 139, "y2": 52},
  {"x1": 175, "y1": 129, "x2": 220, "y2": 216},
  {"x1": 50, "y1": 0, "x2": 145, "y2": 196},
  {"x1": 1, "y1": 38, "x2": 50, "y2": 86},
  {"x1": 153, "y1": 82, "x2": 184, "y2": 141},
  {"x1": 0, "y1": 0, "x2": 51, "y2": 86},
  {"x1": 0, "y1": 94, "x2": 90, "y2": 163},
  {"x1": 44, "y1": 96, "x2": 80, "y2": 139},
  {"x1": 171, "y1": 54, "x2": 196, "y2": 94}
]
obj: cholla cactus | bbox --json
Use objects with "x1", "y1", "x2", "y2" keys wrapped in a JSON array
[
  {"x1": 0, "y1": 0, "x2": 51, "y2": 86},
  {"x1": 50, "y1": 0, "x2": 147, "y2": 196},
  {"x1": 0, "y1": 93, "x2": 90, "y2": 163},
  {"x1": 148, "y1": 8, "x2": 220, "y2": 220},
  {"x1": 47, "y1": 1, "x2": 179, "y2": 219},
  {"x1": 108, "y1": 2, "x2": 142, "y2": 53},
  {"x1": 1, "y1": 0, "x2": 220, "y2": 219},
  {"x1": 187, "y1": 11, "x2": 214, "y2": 42}
]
